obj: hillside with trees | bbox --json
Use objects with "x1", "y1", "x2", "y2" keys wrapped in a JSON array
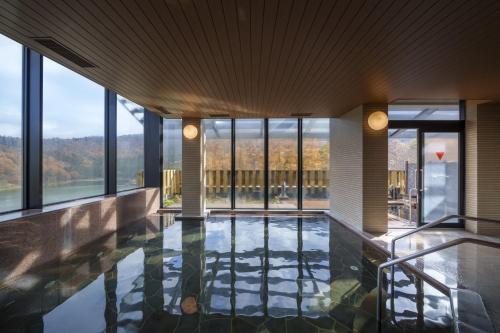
[{"x1": 0, "y1": 135, "x2": 144, "y2": 191}]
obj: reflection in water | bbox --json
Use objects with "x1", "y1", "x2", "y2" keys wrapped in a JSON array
[{"x1": 0, "y1": 215, "x2": 452, "y2": 332}]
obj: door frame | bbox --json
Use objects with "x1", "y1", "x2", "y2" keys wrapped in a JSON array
[{"x1": 389, "y1": 118, "x2": 465, "y2": 228}]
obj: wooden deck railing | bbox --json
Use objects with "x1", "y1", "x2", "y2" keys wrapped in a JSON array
[
  {"x1": 388, "y1": 170, "x2": 407, "y2": 194},
  {"x1": 161, "y1": 169, "x2": 328, "y2": 197}
]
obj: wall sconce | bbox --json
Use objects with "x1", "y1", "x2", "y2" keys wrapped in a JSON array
[
  {"x1": 183, "y1": 124, "x2": 199, "y2": 139},
  {"x1": 367, "y1": 111, "x2": 388, "y2": 130}
]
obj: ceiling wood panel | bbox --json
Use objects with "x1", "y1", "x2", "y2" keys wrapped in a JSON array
[{"x1": 1, "y1": 0, "x2": 500, "y2": 118}]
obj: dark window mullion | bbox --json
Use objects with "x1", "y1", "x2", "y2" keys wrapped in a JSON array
[
  {"x1": 231, "y1": 119, "x2": 236, "y2": 210},
  {"x1": 22, "y1": 47, "x2": 43, "y2": 209},
  {"x1": 264, "y1": 119, "x2": 269, "y2": 210},
  {"x1": 105, "y1": 89, "x2": 117, "y2": 195},
  {"x1": 298, "y1": 119, "x2": 303, "y2": 210}
]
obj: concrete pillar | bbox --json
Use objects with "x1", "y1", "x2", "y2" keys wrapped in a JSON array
[
  {"x1": 465, "y1": 101, "x2": 500, "y2": 235},
  {"x1": 329, "y1": 104, "x2": 388, "y2": 234},
  {"x1": 181, "y1": 118, "x2": 205, "y2": 219}
]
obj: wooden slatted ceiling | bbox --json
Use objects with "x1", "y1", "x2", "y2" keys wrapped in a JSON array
[{"x1": 1, "y1": 0, "x2": 500, "y2": 118}]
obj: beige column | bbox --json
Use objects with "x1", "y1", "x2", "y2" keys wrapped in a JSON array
[
  {"x1": 181, "y1": 118, "x2": 205, "y2": 219},
  {"x1": 465, "y1": 101, "x2": 500, "y2": 235},
  {"x1": 330, "y1": 104, "x2": 388, "y2": 234}
]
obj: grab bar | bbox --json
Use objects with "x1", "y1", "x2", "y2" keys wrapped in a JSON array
[
  {"x1": 390, "y1": 215, "x2": 500, "y2": 259},
  {"x1": 377, "y1": 237, "x2": 500, "y2": 332}
]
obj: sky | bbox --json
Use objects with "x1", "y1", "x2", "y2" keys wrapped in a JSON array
[
  {"x1": 0, "y1": 33, "x2": 144, "y2": 139},
  {"x1": 0, "y1": 34, "x2": 23, "y2": 137}
]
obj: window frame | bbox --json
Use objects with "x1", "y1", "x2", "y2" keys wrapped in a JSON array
[
  {"x1": 41, "y1": 56, "x2": 107, "y2": 205},
  {"x1": 186, "y1": 117, "x2": 331, "y2": 212},
  {"x1": 0, "y1": 34, "x2": 152, "y2": 215}
]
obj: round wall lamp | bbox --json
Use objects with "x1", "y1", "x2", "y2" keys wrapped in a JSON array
[
  {"x1": 183, "y1": 124, "x2": 199, "y2": 139},
  {"x1": 367, "y1": 111, "x2": 388, "y2": 130}
]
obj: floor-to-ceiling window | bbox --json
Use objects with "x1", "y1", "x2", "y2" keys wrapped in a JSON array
[
  {"x1": 269, "y1": 119, "x2": 298, "y2": 209},
  {"x1": 42, "y1": 57, "x2": 105, "y2": 204},
  {"x1": 235, "y1": 119, "x2": 265, "y2": 208},
  {"x1": 203, "y1": 119, "x2": 231, "y2": 208},
  {"x1": 302, "y1": 119, "x2": 330, "y2": 209},
  {"x1": 200, "y1": 118, "x2": 331, "y2": 210},
  {"x1": 0, "y1": 34, "x2": 23, "y2": 213},
  {"x1": 162, "y1": 119, "x2": 182, "y2": 208},
  {"x1": 116, "y1": 96, "x2": 144, "y2": 192}
]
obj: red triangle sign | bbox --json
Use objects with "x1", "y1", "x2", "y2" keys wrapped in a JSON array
[{"x1": 435, "y1": 151, "x2": 445, "y2": 160}]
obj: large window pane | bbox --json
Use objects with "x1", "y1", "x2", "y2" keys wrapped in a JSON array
[
  {"x1": 43, "y1": 57, "x2": 105, "y2": 204},
  {"x1": 389, "y1": 102, "x2": 460, "y2": 121},
  {"x1": 203, "y1": 119, "x2": 231, "y2": 208},
  {"x1": 117, "y1": 96, "x2": 144, "y2": 191},
  {"x1": 269, "y1": 119, "x2": 298, "y2": 209},
  {"x1": 0, "y1": 34, "x2": 23, "y2": 213},
  {"x1": 162, "y1": 119, "x2": 182, "y2": 207},
  {"x1": 302, "y1": 119, "x2": 330, "y2": 209},
  {"x1": 235, "y1": 119, "x2": 264, "y2": 208}
]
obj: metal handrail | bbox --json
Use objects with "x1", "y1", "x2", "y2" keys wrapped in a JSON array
[
  {"x1": 377, "y1": 237, "x2": 500, "y2": 332},
  {"x1": 390, "y1": 215, "x2": 500, "y2": 259}
]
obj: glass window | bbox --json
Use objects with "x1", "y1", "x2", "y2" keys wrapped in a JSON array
[
  {"x1": 302, "y1": 119, "x2": 330, "y2": 209},
  {"x1": 162, "y1": 119, "x2": 182, "y2": 208},
  {"x1": 117, "y1": 96, "x2": 144, "y2": 191},
  {"x1": 42, "y1": 57, "x2": 105, "y2": 204},
  {"x1": 422, "y1": 132, "x2": 460, "y2": 224},
  {"x1": 389, "y1": 102, "x2": 460, "y2": 121},
  {"x1": 203, "y1": 119, "x2": 231, "y2": 208},
  {"x1": 0, "y1": 34, "x2": 23, "y2": 213},
  {"x1": 269, "y1": 119, "x2": 298, "y2": 209},
  {"x1": 235, "y1": 119, "x2": 265, "y2": 208}
]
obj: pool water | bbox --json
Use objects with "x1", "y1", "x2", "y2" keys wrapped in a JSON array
[{"x1": 0, "y1": 214, "x2": 452, "y2": 332}]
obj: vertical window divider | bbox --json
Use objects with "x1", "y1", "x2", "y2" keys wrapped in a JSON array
[
  {"x1": 22, "y1": 47, "x2": 43, "y2": 209},
  {"x1": 264, "y1": 119, "x2": 269, "y2": 210},
  {"x1": 159, "y1": 117, "x2": 164, "y2": 206},
  {"x1": 297, "y1": 119, "x2": 303, "y2": 210},
  {"x1": 105, "y1": 89, "x2": 117, "y2": 195},
  {"x1": 231, "y1": 119, "x2": 236, "y2": 210},
  {"x1": 143, "y1": 110, "x2": 161, "y2": 188}
]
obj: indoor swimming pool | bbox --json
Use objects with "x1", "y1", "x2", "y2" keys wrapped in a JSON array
[{"x1": 0, "y1": 214, "x2": 452, "y2": 332}]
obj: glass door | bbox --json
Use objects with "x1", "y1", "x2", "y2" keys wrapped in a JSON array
[{"x1": 420, "y1": 132, "x2": 461, "y2": 225}]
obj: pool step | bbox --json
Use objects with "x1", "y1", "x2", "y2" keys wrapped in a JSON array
[{"x1": 450, "y1": 288, "x2": 495, "y2": 333}]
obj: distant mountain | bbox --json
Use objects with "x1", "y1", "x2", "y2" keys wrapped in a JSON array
[{"x1": 0, "y1": 135, "x2": 143, "y2": 188}]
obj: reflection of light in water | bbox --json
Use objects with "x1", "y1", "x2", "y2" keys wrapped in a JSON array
[{"x1": 43, "y1": 274, "x2": 106, "y2": 333}]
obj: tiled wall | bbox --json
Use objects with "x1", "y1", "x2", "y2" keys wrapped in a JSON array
[
  {"x1": 330, "y1": 106, "x2": 364, "y2": 229},
  {"x1": 182, "y1": 119, "x2": 205, "y2": 217},
  {"x1": 362, "y1": 105, "x2": 389, "y2": 233},
  {"x1": 0, "y1": 188, "x2": 160, "y2": 282},
  {"x1": 466, "y1": 102, "x2": 500, "y2": 235},
  {"x1": 330, "y1": 104, "x2": 388, "y2": 234}
]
